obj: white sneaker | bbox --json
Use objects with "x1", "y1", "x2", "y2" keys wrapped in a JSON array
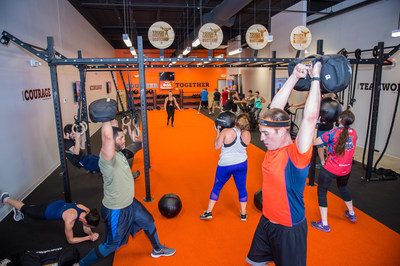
[{"x1": 13, "y1": 208, "x2": 24, "y2": 221}]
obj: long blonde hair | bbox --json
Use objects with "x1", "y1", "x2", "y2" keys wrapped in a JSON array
[{"x1": 235, "y1": 114, "x2": 250, "y2": 131}]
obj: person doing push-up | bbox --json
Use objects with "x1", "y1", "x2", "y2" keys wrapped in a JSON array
[{"x1": 0, "y1": 192, "x2": 100, "y2": 244}]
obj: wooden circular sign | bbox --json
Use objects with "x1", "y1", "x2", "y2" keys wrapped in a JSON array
[
  {"x1": 198, "y1": 23, "x2": 223, "y2": 50},
  {"x1": 148, "y1": 21, "x2": 175, "y2": 49},
  {"x1": 245, "y1": 24, "x2": 269, "y2": 50},
  {"x1": 290, "y1": 26, "x2": 312, "y2": 50}
]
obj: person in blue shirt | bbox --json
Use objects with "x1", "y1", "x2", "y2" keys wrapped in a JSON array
[
  {"x1": 198, "y1": 88, "x2": 211, "y2": 114},
  {"x1": 0, "y1": 192, "x2": 100, "y2": 244}
]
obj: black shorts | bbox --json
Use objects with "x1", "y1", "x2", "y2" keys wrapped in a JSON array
[
  {"x1": 247, "y1": 215, "x2": 307, "y2": 266},
  {"x1": 20, "y1": 201, "x2": 53, "y2": 220},
  {"x1": 201, "y1": 101, "x2": 208, "y2": 108}
]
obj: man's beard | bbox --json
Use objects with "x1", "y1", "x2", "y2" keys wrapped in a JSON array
[{"x1": 115, "y1": 143, "x2": 125, "y2": 152}]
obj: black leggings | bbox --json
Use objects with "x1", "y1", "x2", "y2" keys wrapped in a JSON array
[
  {"x1": 317, "y1": 167, "x2": 352, "y2": 207},
  {"x1": 20, "y1": 201, "x2": 53, "y2": 220},
  {"x1": 167, "y1": 107, "x2": 175, "y2": 125}
]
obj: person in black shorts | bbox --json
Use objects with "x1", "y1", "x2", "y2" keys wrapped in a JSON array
[
  {"x1": 246, "y1": 62, "x2": 322, "y2": 266},
  {"x1": 64, "y1": 124, "x2": 100, "y2": 173},
  {"x1": 223, "y1": 90, "x2": 243, "y2": 113},
  {"x1": 198, "y1": 88, "x2": 211, "y2": 114},
  {"x1": 0, "y1": 192, "x2": 100, "y2": 244},
  {"x1": 164, "y1": 91, "x2": 181, "y2": 127},
  {"x1": 211, "y1": 89, "x2": 221, "y2": 113}
]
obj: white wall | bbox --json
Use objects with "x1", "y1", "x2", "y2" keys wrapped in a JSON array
[
  {"x1": 230, "y1": 1, "x2": 307, "y2": 115},
  {"x1": 306, "y1": 0, "x2": 400, "y2": 158},
  {"x1": 0, "y1": 0, "x2": 116, "y2": 221},
  {"x1": 238, "y1": 0, "x2": 400, "y2": 159}
]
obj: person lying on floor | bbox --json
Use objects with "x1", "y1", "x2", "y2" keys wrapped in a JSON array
[
  {"x1": 64, "y1": 124, "x2": 100, "y2": 173},
  {"x1": 0, "y1": 192, "x2": 100, "y2": 244}
]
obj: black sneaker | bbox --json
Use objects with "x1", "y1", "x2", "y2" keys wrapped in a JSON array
[
  {"x1": 200, "y1": 211, "x2": 212, "y2": 220},
  {"x1": 241, "y1": 213, "x2": 247, "y2": 221},
  {"x1": 151, "y1": 245, "x2": 176, "y2": 258}
]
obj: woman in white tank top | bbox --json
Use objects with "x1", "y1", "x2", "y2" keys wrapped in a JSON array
[{"x1": 200, "y1": 113, "x2": 251, "y2": 221}]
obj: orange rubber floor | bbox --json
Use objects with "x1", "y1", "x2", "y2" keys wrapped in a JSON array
[{"x1": 113, "y1": 109, "x2": 400, "y2": 265}]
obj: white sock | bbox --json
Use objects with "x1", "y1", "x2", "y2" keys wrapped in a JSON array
[
  {"x1": 349, "y1": 210, "x2": 355, "y2": 215},
  {"x1": 322, "y1": 220, "x2": 328, "y2": 226}
]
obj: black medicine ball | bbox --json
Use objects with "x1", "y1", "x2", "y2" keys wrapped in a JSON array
[
  {"x1": 320, "y1": 98, "x2": 342, "y2": 123},
  {"x1": 89, "y1": 98, "x2": 118, "y2": 123},
  {"x1": 215, "y1": 111, "x2": 236, "y2": 131},
  {"x1": 158, "y1": 193, "x2": 182, "y2": 218}
]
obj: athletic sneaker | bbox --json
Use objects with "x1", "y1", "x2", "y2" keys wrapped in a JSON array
[
  {"x1": 0, "y1": 192, "x2": 10, "y2": 207},
  {"x1": 151, "y1": 245, "x2": 176, "y2": 258},
  {"x1": 171, "y1": 125, "x2": 174, "y2": 128},
  {"x1": 0, "y1": 258, "x2": 11, "y2": 266},
  {"x1": 167, "y1": 122, "x2": 169, "y2": 126},
  {"x1": 13, "y1": 208, "x2": 24, "y2": 221},
  {"x1": 200, "y1": 211, "x2": 212, "y2": 220},
  {"x1": 311, "y1": 220, "x2": 331, "y2": 232},
  {"x1": 241, "y1": 213, "x2": 247, "y2": 221},
  {"x1": 345, "y1": 210, "x2": 357, "y2": 223}
]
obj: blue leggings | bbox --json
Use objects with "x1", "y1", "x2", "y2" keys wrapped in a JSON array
[{"x1": 210, "y1": 160, "x2": 248, "y2": 202}]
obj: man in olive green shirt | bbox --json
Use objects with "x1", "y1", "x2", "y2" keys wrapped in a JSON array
[{"x1": 78, "y1": 120, "x2": 175, "y2": 265}]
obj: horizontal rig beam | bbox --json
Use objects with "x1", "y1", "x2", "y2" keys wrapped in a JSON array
[
  {"x1": 3, "y1": 31, "x2": 392, "y2": 68},
  {"x1": 49, "y1": 57, "x2": 389, "y2": 67},
  {"x1": 50, "y1": 57, "x2": 293, "y2": 66}
]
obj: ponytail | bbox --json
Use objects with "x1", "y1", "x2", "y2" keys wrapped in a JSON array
[
  {"x1": 335, "y1": 128, "x2": 349, "y2": 156},
  {"x1": 334, "y1": 110, "x2": 355, "y2": 157}
]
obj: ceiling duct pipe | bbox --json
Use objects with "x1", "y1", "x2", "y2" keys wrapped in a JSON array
[
  {"x1": 203, "y1": 0, "x2": 253, "y2": 27},
  {"x1": 178, "y1": 0, "x2": 252, "y2": 55}
]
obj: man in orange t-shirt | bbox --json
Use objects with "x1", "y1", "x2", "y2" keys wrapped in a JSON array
[{"x1": 246, "y1": 62, "x2": 322, "y2": 266}]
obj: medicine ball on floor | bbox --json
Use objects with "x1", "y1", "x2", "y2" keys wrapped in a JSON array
[
  {"x1": 320, "y1": 98, "x2": 342, "y2": 123},
  {"x1": 254, "y1": 189, "x2": 262, "y2": 212},
  {"x1": 89, "y1": 98, "x2": 118, "y2": 123},
  {"x1": 215, "y1": 111, "x2": 236, "y2": 131},
  {"x1": 158, "y1": 193, "x2": 182, "y2": 218}
]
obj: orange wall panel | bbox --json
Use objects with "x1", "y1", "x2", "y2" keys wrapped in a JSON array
[{"x1": 114, "y1": 49, "x2": 226, "y2": 96}]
